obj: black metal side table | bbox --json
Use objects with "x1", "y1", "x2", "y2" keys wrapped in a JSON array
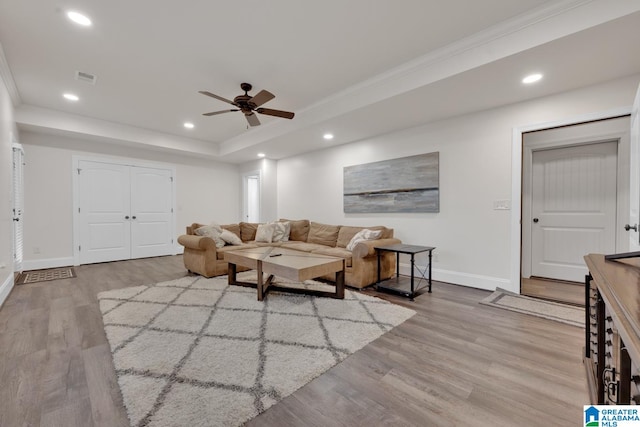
[{"x1": 375, "y1": 244, "x2": 435, "y2": 300}]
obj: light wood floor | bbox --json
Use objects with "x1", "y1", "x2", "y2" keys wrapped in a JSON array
[
  {"x1": 521, "y1": 277, "x2": 584, "y2": 306},
  {"x1": 0, "y1": 256, "x2": 588, "y2": 426}
]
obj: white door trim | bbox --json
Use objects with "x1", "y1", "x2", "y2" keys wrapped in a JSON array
[
  {"x1": 510, "y1": 106, "x2": 631, "y2": 294},
  {"x1": 72, "y1": 154, "x2": 177, "y2": 265},
  {"x1": 522, "y1": 118, "x2": 630, "y2": 280}
]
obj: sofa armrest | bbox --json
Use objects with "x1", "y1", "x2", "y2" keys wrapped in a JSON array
[
  {"x1": 177, "y1": 234, "x2": 217, "y2": 251},
  {"x1": 352, "y1": 238, "x2": 402, "y2": 258}
]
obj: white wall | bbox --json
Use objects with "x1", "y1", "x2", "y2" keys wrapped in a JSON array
[
  {"x1": 277, "y1": 74, "x2": 640, "y2": 292},
  {"x1": 0, "y1": 68, "x2": 16, "y2": 306},
  {"x1": 20, "y1": 132, "x2": 241, "y2": 269}
]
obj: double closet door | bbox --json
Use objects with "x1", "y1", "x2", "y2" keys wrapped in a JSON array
[{"x1": 76, "y1": 159, "x2": 175, "y2": 265}]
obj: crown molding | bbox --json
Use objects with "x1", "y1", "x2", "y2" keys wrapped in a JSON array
[{"x1": 0, "y1": 41, "x2": 22, "y2": 106}]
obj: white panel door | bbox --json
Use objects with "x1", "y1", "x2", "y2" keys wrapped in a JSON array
[
  {"x1": 130, "y1": 166, "x2": 174, "y2": 258},
  {"x1": 78, "y1": 161, "x2": 131, "y2": 264},
  {"x1": 629, "y1": 84, "x2": 640, "y2": 251},
  {"x1": 12, "y1": 144, "x2": 24, "y2": 272},
  {"x1": 531, "y1": 142, "x2": 617, "y2": 281}
]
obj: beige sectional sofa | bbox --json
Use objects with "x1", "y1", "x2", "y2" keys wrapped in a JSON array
[{"x1": 177, "y1": 219, "x2": 401, "y2": 289}]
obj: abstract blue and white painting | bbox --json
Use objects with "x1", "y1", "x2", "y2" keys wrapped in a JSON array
[{"x1": 343, "y1": 152, "x2": 439, "y2": 213}]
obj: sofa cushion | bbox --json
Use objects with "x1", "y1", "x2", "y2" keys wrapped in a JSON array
[
  {"x1": 346, "y1": 229, "x2": 382, "y2": 251},
  {"x1": 221, "y1": 223, "x2": 241, "y2": 239},
  {"x1": 255, "y1": 223, "x2": 276, "y2": 243},
  {"x1": 335, "y1": 225, "x2": 386, "y2": 248},
  {"x1": 240, "y1": 222, "x2": 260, "y2": 242},
  {"x1": 310, "y1": 247, "x2": 353, "y2": 267},
  {"x1": 280, "y1": 219, "x2": 310, "y2": 242},
  {"x1": 194, "y1": 224, "x2": 225, "y2": 248},
  {"x1": 270, "y1": 221, "x2": 291, "y2": 242},
  {"x1": 220, "y1": 229, "x2": 243, "y2": 245},
  {"x1": 280, "y1": 241, "x2": 328, "y2": 252},
  {"x1": 216, "y1": 244, "x2": 259, "y2": 260},
  {"x1": 307, "y1": 222, "x2": 340, "y2": 247}
]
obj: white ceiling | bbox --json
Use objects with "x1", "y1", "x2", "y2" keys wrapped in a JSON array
[{"x1": 1, "y1": 1, "x2": 640, "y2": 163}]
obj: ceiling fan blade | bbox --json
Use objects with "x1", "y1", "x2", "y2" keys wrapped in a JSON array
[
  {"x1": 249, "y1": 90, "x2": 275, "y2": 107},
  {"x1": 199, "y1": 90, "x2": 237, "y2": 106},
  {"x1": 256, "y1": 107, "x2": 295, "y2": 119},
  {"x1": 245, "y1": 113, "x2": 261, "y2": 127},
  {"x1": 202, "y1": 109, "x2": 239, "y2": 116}
]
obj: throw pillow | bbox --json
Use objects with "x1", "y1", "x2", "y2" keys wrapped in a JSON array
[
  {"x1": 255, "y1": 223, "x2": 276, "y2": 243},
  {"x1": 194, "y1": 224, "x2": 225, "y2": 248},
  {"x1": 346, "y1": 228, "x2": 382, "y2": 251},
  {"x1": 270, "y1": 221, "x2": 291, "y2": 242},
  {"x1": 220, "y1": 229, "x2": 243, "y2": 246}
]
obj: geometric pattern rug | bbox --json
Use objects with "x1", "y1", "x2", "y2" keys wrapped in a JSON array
[
  {"x1": 16, "y1": 266, "x2": 76, "y2": 285},
  {"x1": 98, "y1": 272, "x2": 415, "y2": 427},
  {"x1": 480, "y1": 287, "x2": 584, "y2": 328}
]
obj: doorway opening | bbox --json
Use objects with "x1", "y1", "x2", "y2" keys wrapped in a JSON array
[
  {"x1": 520, "y1": 116, "x2": 630, "y2": 304},
  {"x1": 243, "y1": 171, "x2": 261, "y2": 223}
]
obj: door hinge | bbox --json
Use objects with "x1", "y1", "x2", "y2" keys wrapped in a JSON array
[
  {"x1": 171, "y1": 238, "x2": 174, "y2": 244},
  {"x1": 171, "y1": 208, "x2": 173, "y2": 213},
  {"x1": 78, "y1": 207, "x2": 81, "y2": 213},
  {"x1": 78, "y1": 245, "x2": 81, "y2": 251},
  {"x1": 77, "y1": 168, "x2": 81, "y2": 175},
  {"x1": 170, "y1": 176, "x2": 174, "y2": 182}
]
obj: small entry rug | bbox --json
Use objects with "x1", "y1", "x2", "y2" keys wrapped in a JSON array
[
  {"x1": 480, "y1": 287, "x2": 584, "y2": 328},
  {"x1": 16, "y1": 266, "x2": 76, "y2": 285},
  {"x1": 98, "y1": 273, "x2": 415, "y2": 427}
]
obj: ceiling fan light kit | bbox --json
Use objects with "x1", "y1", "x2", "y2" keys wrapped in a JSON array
[{"x1": 200, "y1": 83, "x2": 295, "y2": 127}]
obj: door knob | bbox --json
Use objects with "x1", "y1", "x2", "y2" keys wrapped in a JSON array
[
  {"x1": 125, "y1": 216, "x2": 130, "y2": 219},
  {"x1": 12, "y1": 217, "x2": 19, "y2": 222},
  {"x1": 625, "y1": 224, "x2": 638, "y2": 232},
  {"x1": 132, "y1": 216, "x2": 137, "y2": 220},
  {"x1": 533, "y1": 218, "x2": 539, "y2": 223}
]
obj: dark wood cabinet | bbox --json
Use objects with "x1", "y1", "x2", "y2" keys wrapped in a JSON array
[{"x1": 584, "y1": 254, "x2": 640, "y2": 405}]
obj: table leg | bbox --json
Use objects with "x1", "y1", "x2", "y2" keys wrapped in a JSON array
[
  {"x1": 428, "y1": 250, "x2": 433, "y2": 293},
  {"x1": 377, "y1": 251, "x2": 381, "y2": 284},
  {"x1": 228, "y1": 263, "x2": 237, "y2": 286},
  {"x1": 335, "y1": 261, "x2": 345, "y2": 299},
  {"x1": 256, "y1": 260, "x2": 264, "y2": 301},
  {"x1": 396, "y1": 252, "x2": 400, "y2": 278},
  {"x1": 410, "y1": 254, "x2": 415, "y2": 301}
]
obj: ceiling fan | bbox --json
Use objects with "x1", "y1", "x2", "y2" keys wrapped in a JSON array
[{"x1": 199, "y1": 83, "x2": 295, "y2": 127}]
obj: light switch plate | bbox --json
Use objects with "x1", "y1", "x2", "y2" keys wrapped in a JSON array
[{"x1": 493, "y1": 200, "x2": 511, "y2": 210}]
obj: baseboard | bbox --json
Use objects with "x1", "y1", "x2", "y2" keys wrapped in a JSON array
[
  {"x1": 398, "y1": 263, "x2": 514, "y2": 293},
  {"x1": 0, "y1": 273, "x2": 14, "y2": 308},
  {"x1": 22, "y1": 257, "x2": 76, "y2": 271}
]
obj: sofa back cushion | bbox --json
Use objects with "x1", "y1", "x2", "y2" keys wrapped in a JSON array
[
  {"x1": 239, "y1": 222, "x2": 260, "y2": 242},
  {"x1": 307, "y1": 222, "x2": 341, "y2": 247},
  {"x1": 336, "y1": 225, "x2": 391, "y2": 247},
  {"x1": 221, "y1": 223, "x2": 241, "y2": 239},
  {"x1": 281, "y1": 219, "x2": 310, "y2": 242}
]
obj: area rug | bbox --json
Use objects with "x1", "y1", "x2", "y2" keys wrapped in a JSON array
[
  {"x1": 480, "y1": 287, "x2": 584, "y2": 328},
  {"x1": 98, "y1": 273, "x2": 415, "y2": 427},
  {"x1": 16, "y1": 266, "x2": 76, "y2": 285}
]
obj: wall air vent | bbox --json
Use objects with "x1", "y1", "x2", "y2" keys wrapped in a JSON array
[{"x1": 75, "y1": 71, "x2": 97, "y2": 85}]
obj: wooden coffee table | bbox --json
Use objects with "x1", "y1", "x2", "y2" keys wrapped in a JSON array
[{"x1": 224, "y1": 247, "x2": 345, "y2": 301}]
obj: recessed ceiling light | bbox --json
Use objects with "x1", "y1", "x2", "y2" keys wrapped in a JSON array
[
  {"x1": 67, "y1": 11, "x2": 92, "y2": 26},
  {"x1": 323, "y1": 133, "x2": 334, "y2": 140},
  {"x1": 257, "y1": 153, "x2": 266, "y2": 158},
  {"x1": 522, "y1": 73, "x2": 543, "y2": 84},
  {"x1": 63, "y1": 93, "x2": 79, "y2": 101},
  {"x1": 183, "y1": 122, "x2": 194, "y2": 129}
]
